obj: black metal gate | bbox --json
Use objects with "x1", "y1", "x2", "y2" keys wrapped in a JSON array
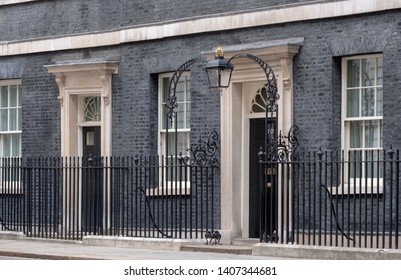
[{"x1": 258, "y1": 122, "x2": 299, "y2": 243}]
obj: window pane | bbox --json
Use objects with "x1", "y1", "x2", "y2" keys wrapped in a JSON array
[
  {"x1": 11, "y1": 134, "x2": 21, "y2": 156},
  {"x1": 377, "y1": 57, "x2": 383, "y2": 86},
  {"x1": 166, "y1": 133, "x2": 175, "y2": 155},
  {"x1": 368, "y1": 150, "x2": 383, "y2": 178},
  {"x1": 166, "y1": 132, "x2": 189, "y2": 155},
  {"x1": 0, "y1": 86, "x2": 8, "y2": 108},
  {"x1": 186, "y1": 78, "x2": 191, "y2": 100},
  {"x1": 9, "y1": 109, "x2": 17, "y2": 131},
  {"x1": 0, "y1": 109, "x2": 8, "y2": 131},
  {"x1": 255, "y1": 93, "x2": 265, "y2": 107},
  {"x1": 18, "y1": 85, "x2": 21, "y2": 106},
  {"x1": 361, "y1": 58, "x2": 376, "y2": 87},
  {"x1": 361, "y1": 88, "x2": 375, "y2": 117},
  {"x1": 2, "y1": 134, "x2": 11, "y2": 157},
  {"x1": 376, "y1": 87, "x2": 383, "y2": 116},
  {"x1": 86, "y1": 131, "x2": 95, "y2": 146},
  {"x1": 83, "y1": 96, "x2": 101, "y2": 121},
  {"x1": 9, "y1": 85, "x2": 18, "y2": 107},
  {"x1": 349, "y1": 150, "x2": 361, "y2": 178},
  {"x1": 349, "y1": 121, "x2": 363, "y2": 148},
  {"x1": 176, "y1": 103, "x2": 185, "y2": 129},
  {"x1": 346, "y1": 89, "x2": 359, "y2": 117},
  {"x1": 176, "y1": 80, "x2": 185, "y2": 102},
  {"x1": 162, "y1": 77, "x2": 170, "y2": 102},
  {"x1": 251, "y1": 86, "x2": 267, "y2": 113},
  {"x1": 18, "y1": 107, "x2": 22, "y2": 130},
  {"x1": 186, "y1": 102, "x2": 191, "y2": 127},
  {"x1": 1, "y1": 134, "x2": 21, "y2": 157},
  {"x1": 365, "y1": 120, "x2": 380, "y2": 148},
  {"x1": 252, "y1": 104, "x2": 264, "y2": 113},
  {"x1": 161, "y1": 103, "x2": 168, "y2": 130},
  {"x1": 347, "y1": 59, "x2": 360, "y2": 87}
]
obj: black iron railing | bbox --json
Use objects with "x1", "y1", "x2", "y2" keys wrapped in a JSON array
[
  {"x1": 0, "y1": 154, "x2": 219, "y2": 241},
  {"x1": 259, "y1": 148, "x2": 401, "y2": 249}
]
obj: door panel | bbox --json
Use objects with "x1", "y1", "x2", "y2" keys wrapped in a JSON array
[
  {"x1": 249, "y1": 118, "x2": 264, "y2": 238},
  {"x1": 249, "y1": 118, "x2": 278, "y2": 239},
  {"x1": 83, "y1": 126, "x2": 101, "y2": 157}
]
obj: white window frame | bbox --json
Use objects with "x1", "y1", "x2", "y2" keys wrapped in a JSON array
[
  {"x1": 148, "y1": 72, "x2": 191, "y2": 196},
  {"x1": 0, "y1": 79, "x2": 22, "y2": 194},
  {"x1": 339, "y1": 54, "x2": 383, "y2": 194}
]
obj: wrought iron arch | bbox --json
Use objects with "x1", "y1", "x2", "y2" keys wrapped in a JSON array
[
  {"x1": 166, "y1": 57, "x2": 203, "y2": 126},
  {"x1": 227, "y1": 53, "x2": 279, "y2": 115},
  {"x1": 165, "y1": 57, "x2": 220, "y2": 166},
  {"x1": 226, "y1": 53, "x2": 298, "y2": 162}
]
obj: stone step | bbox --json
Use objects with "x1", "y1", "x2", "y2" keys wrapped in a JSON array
[
  {"x1": 231, "y1": 238, "x2": 260, "y2": 246},
  {"x1": 181, "y1": 244, "x2": 252, "y2": 255}
]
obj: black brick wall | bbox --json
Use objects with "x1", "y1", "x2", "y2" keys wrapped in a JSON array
[
  {"x1": 1, "y1": 9, "x2": 401, "y2": 156},
  {"x1": 0, "y1": 0, "x2": 334, "y2": 41}
]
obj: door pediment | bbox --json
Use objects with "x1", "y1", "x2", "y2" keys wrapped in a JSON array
[{"x1": 46, "y1": 60, "x2": 118, "y2": 157}]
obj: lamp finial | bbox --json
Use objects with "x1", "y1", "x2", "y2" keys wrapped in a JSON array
[{"x1": 215, "y1": 45, "x2": 224, "y2": 59}]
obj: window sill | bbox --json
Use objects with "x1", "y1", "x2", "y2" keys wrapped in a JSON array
[
  {"x1": 0, "y1": 185, "x2": 23, "y2": 195},
  {"x1": 146, "y1": 184, "x2": 190, "y2": 197},
  {"x1": 328, "y1": 183, "x2": 383, "y2": 196}
]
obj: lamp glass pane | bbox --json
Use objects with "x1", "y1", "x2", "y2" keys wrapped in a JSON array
[
  {"x1": 220, "y1": 69, "x2": 232, "y2": 88},
  {"x1": 206, "y1": 68, "x2": 219, "y2": 88}
]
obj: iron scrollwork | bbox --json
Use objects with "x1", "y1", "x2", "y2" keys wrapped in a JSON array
[
  {"x1": 180, "y1": 130, "x2": 219, "y2": 167},
  {"x1": 277, "y1": 125, "x2": 299, "y2": 162},
  {"x1": 261, "y1": 125, "x2": 299, "y2": 162}
]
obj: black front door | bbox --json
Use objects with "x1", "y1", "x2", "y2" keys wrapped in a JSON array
[
  {"x1": 249, "y1": 118, "x2": 264, "y2": 238},
  {"x1": 249, "y1": 118, "x2": 277, "y2": 239},
  {"x1": 82, "y1": 126, "x2": 102, "y2": 233}
]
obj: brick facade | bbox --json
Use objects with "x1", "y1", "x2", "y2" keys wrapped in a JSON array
[
  {"x1": 1, "y1": 1, "x2": 401, "y2": 242},
  {"x1": 1, "y1": 9, "x2": 399, "y2": 156},
  {"x1": 1, "y1": 0, "x2": 315, "y2": 41}
]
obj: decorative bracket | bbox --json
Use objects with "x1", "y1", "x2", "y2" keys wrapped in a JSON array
[
  {"x1": 259, "y1": 124, "x2": 299, "y2": 163},
  {"x1": 281, "y1": 58, "x2": 292, "y2": 91},
  {"x1": 55, "y1": 76, "x2": 65, "y2": 107},
  {"x1": 180, "y1": 130, "x2": 219, "y2": 167},
  {"x1": 100, "y1": 74, "x2": 111, "y2": 105}
]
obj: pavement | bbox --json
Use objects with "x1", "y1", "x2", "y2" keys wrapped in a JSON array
[
  {"x1": 0, "y1": 238, "x2": 292, "y2": 260},
  {"x1": 1, "y1": 231, "x2": 401, "y2": 260}
]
